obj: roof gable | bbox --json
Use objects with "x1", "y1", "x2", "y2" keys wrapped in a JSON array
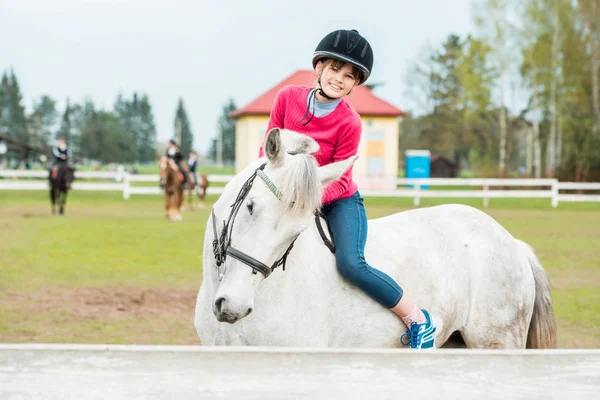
[{"x1": 231, "y1": 70, "x2": 405, "y2": 118}]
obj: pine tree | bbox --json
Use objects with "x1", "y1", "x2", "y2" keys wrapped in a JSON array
[
  {"x1": 5, "y1": 70, "x2": 28, "y2": 144},
  {"x1": 0, "y1": 72, "x2": 10, "y2": 138},
  {"x1": 114, "y1": 92, "x2": 139, "y2": 161},
  {"x1": 80, "y1": 109, "x2": 132, "y2": 163},
  {"x1": 209, "y1": 98, "x2": 237, "y2": 164},
  {"x1": 30, "y1": 95, "x2": 57, "y2": 147},
  {"x1": 174, "y1": 98, "x2": 193, "y2": 156},
  {"x1": 57, "y1": 100, "x2": 73, "y2": 145},
  {"x1": 138, "y1": 95, "x2": 157, "y2": 162}
]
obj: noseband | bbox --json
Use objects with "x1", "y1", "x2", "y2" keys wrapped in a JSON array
[{"x1": 211, "y1": 162, "x2": 299, "y2": 280}]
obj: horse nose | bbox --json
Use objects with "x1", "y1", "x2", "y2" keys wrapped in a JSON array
[{"x1": 215, "y1": 296, "x2": 227, "y2": 314}]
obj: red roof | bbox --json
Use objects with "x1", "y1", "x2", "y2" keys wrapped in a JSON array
[{"x1": 231, "y1": 70, "x2": 405, "y2": 118}]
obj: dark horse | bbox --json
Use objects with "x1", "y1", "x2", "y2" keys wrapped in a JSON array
[{"x1": 49, "y1": 164, "x2": 75, "y2": 215}]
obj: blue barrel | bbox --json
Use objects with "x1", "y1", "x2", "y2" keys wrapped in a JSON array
[{"x1": 405, "y1": 150, "x2": 430, "y2": 189}]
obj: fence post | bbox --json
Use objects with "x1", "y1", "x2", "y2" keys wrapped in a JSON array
[
  {"x1": 551, "y1": 179, "x2": 559, "y2": 208},
  {"x1": 483, "y1": 185, "x2": 489, "y2": 208},
  {"x1": 123, "y1": 173, "x2": 130, "y2": 200},
  {"x1": 413, "y1": 183, "x2": 421, "y2": 207}
]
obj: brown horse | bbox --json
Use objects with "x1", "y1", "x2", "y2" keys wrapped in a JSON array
[
  {"x1": 185, "y1": 170, "x2": 209, "y2": 210},
  {"x1": 159, "y1": 156, "x2": 184, "y2": 221}
]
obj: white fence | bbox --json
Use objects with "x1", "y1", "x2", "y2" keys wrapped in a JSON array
[
  {"x1": 1, "y1": 170, "x2": 599, "y2": 208},
  {"x1": 0, "y1": 344, "x2": 599, "y2": 400}
]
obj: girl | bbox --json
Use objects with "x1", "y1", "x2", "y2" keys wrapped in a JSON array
[{"x1": 260, "y1": 29, "x2": 436, "y2": 348}]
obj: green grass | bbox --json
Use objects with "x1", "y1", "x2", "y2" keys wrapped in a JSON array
[
  {"x1": 0, "y1": 190, "x2": 598, "y2": 347},
  {"x1": 0, "y1": 191, "x2": 208, "y2": 290},
  {"x1": 72, "y1": 164, "x2": 236, "y2": 175}
]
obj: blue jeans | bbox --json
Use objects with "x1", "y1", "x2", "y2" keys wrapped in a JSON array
[{"x1": 322, "y1": 191, "x2": 404, "y2": 308}]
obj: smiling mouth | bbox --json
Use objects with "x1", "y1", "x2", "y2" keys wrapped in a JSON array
[{"x1": 328, "y1": 83, "x2": 342, "y2": 91}]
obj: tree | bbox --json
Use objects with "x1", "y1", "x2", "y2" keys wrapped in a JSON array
[
  {"x1": 474, "y1": 0, "x2": 514, "y2": 177},
  {"x1": 57, "y1": 100, "x2": 74, "y2": 147},
  {"x1": 138, "y1": 95, "x2": 157, "y2": 162},
  {"x1": 29, "y1": 95, "x2": 57, "y2": 148},
  {"x1": 209, "y1": 98, "x2": 237, "y2": 165},
  {"x1": 174, "y1": 98, "x2": 193, "y2": 156},
  {"x1": 113, "y1": 93, "x2": 137, "y2": 160},
  {"x1": 113, "y1": 92, "x2": 158, "y2": 163},
  {"x1": 0, "y1": 72, "x2": 9, "y2": 138},
  {"x1": 1, "y1": 70, "x2": 29, "y2": 144},
  {"x1": 578, "y1": 0, "x2": 600, "y2": 137},
  {"x1": 456, "y1": 36, "x2": 496, "y2": 172},
  {"x1": 80, "y1": 109, "x2": 133, "y2": 163}
]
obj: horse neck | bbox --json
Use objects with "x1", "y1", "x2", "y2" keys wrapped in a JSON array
[
  {"x1": 166, "y1": 164, "x2": 180, "y2": 182},
  {"x1": 54, "y1": 165, "x2": 67, "y2": 186},
  {"x1": 260, "y1": 223, "x2": 335, "y2": 304}
]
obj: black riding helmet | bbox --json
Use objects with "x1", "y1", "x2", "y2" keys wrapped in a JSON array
[{"x1": 312, "y1": 29, "x2": 374, "y2": 85}]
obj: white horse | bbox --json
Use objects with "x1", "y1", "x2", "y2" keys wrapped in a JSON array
[{"x1": 194, "y1": 128, "x2": 556, "y2": 349}]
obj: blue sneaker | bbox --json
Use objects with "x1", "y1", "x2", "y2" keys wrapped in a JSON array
[{"x1": 400, "y1": 309, "x2": 436, "y2": 349}]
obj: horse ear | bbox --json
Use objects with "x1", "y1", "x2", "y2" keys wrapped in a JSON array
[
  {"x1": 318, "y1": 155, "x2": 358, "y2": 186},
  {"x1": 264, "y1": 128, "x2": 287, "y2": 167},
  {"x1": 279, "y1": 129, "x2": 319, "y2": 154}
]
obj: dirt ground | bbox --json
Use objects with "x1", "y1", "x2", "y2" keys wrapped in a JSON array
[
  {"x1": 2, "y1": 286, "x2": 597, "y2": 348},
  {"x1": 2, "y1": 287, "x2": 197, "y2": 318},
  {"x1": 0, "y1": 287, "x2": 202, "y2": 344}
]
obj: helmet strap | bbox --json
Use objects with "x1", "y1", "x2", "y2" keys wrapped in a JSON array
[
  {"x1": 298, "y1": 89, "x2": 317, "y2": 126},
  {"x1": 316, "y1": 77, "x2": 336, "y2": 101}
]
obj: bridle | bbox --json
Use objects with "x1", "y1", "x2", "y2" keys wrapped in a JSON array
[{"x1": 211, "y1": 162, "x2": 300, "y2": 280}]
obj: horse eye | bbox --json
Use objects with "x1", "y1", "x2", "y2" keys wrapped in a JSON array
[{"x1": 246, "y1": 199, "x2": 254, "y2": 215}]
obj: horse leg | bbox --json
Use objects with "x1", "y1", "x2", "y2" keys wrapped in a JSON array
[
  {"x1": 188, "y1": 183, "x2": 194, "y2": 211},
  {"x1": 197, "y1": 180, "x2": 206, "y2": 209},
  {"x1": 460, "y1": 305, "x2": 531, "y2": 349},
  {"x1": 165, "y1": 192, "x2": 172, "y2": 219},
  {"x1": 60, "y1": 190, "x2": 68, "y2": 215},
  {"x1": 195, "y1": 185, "x2": 204, "y2": 209},
  {"x1": 175, "y1": 188, "x2": 184, "y2": 220},
  {"x1": 59, "y1": 190, "x2": 65, "y2": 215},
  {"x1": 50, "y1": 188, "x2": 56, "y2": 214}
]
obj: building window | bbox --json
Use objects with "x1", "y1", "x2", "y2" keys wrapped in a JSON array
[{"x1": 367, "y1": 130, "x2": 385, "y2": 176}]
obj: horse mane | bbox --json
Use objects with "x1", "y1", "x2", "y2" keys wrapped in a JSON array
[{"x1": 275, "y1": 153, "x2": 322, "y2": 216}]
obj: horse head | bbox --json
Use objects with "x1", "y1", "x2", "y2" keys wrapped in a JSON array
[
  {"x1": 51, "y1": 164, "x2": 75, "y2": 190},
  {"x1": 159, "y1": 156, "x2": 168, "y2": 188},
  {"x1": 212, "y1": 128, "x2": 357, "y2": 324},
  {"x1": 159, "y1": 156, "x2": 179, "y2": 188}
]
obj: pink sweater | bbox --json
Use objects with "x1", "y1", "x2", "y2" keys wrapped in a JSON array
[{"x1": 258, "y1": 85, "x2": 361, "y2": 205}]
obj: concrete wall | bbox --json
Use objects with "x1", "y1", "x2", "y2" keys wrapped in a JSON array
[
  {"x1": 1, "y1": 344, "x2": 599, "y2": 400},
  {"x1": 234, "y1": 115, "x2": 401, "y2": 191}
]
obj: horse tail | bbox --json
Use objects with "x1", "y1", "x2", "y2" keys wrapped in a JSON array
[{"x1": 517, "y1": 239, "x2": 557, "y2": 349}]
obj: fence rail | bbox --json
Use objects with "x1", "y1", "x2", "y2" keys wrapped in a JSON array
[
  {"x1": 0, "y1": 344, "x2": 598, "y2": 400},
  {"x1": 1, "y1": 170, "x2": 599, "y2": 207}
]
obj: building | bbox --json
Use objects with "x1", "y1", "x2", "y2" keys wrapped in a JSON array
[
  {"x1": 430, "y1": 154, "x2": 458, "y2": 178},
  {"x1": 231, "y1": 70, "x2": 405, "y2": 190}
]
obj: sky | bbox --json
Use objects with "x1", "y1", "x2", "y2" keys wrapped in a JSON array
[{"x1": 0, "y1": 0, "x2": 475, "y2": 154}]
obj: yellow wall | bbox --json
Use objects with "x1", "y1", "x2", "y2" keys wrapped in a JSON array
[
  {"x1": 235, "y1": 115, "x2": 402, "y2": 191},
  {"x1": 235, "y1": 115, "x2": 270, "y2": 173},
  {"x1": 354, "y1": 116, "x2": 401, "y2": 190}
]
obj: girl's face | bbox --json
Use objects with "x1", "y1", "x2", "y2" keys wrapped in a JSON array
[{"x1": 315, "y1": 60, "x2": 358, "y2": 101}]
